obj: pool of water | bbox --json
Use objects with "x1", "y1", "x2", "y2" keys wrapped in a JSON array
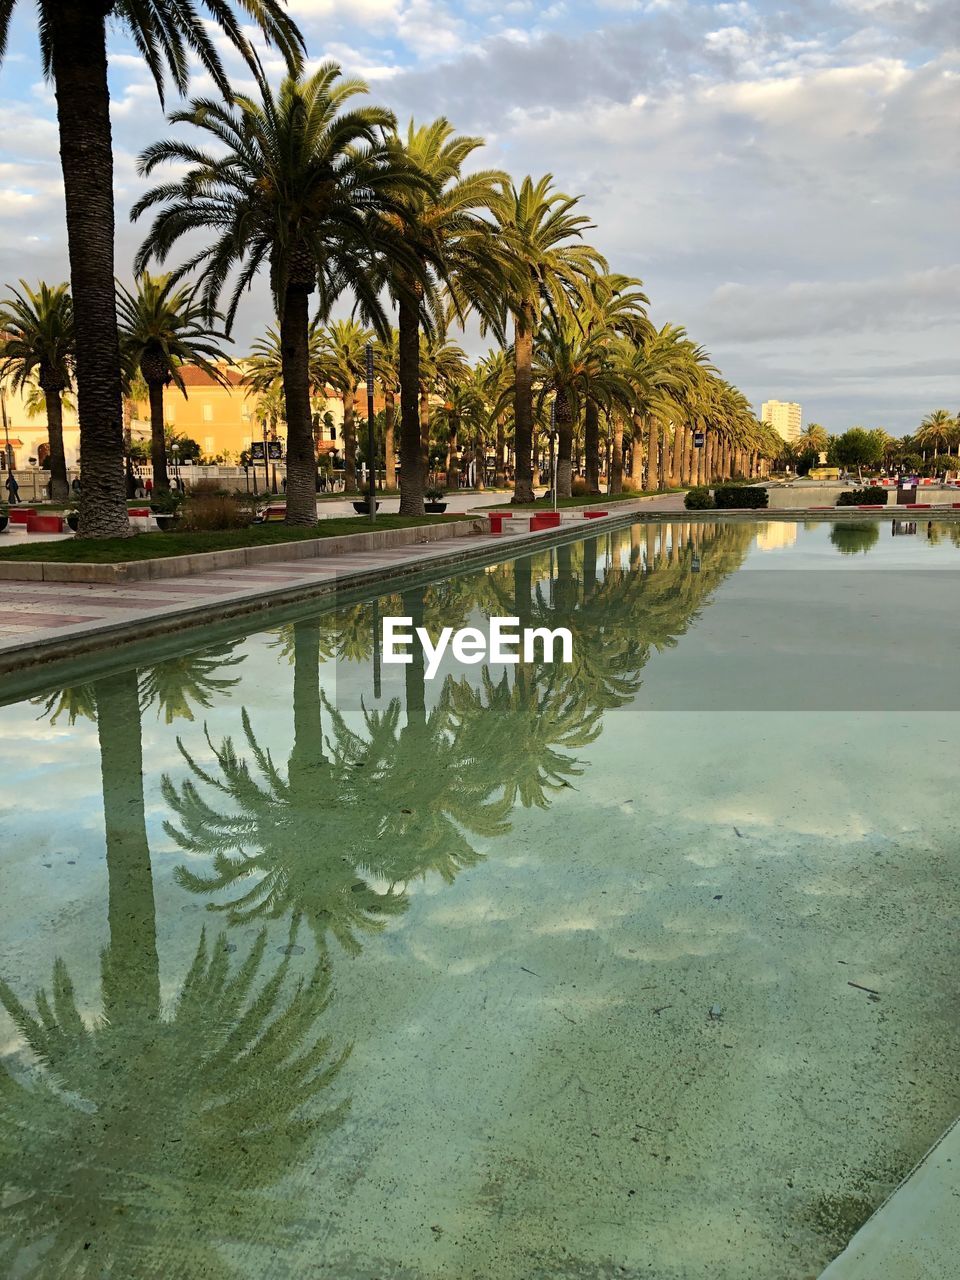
[{"x1": 2, "y1": 518, "x2": 959, "y2": 1279}]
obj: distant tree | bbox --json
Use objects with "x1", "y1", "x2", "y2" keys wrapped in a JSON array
[{"x1": 829, "y1": 427, "x2": 885, "y2": 469}]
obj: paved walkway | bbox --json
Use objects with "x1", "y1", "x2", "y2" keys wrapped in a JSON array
[{"x1": 0, "y1": 496, "x2": 683, "y2": 675}]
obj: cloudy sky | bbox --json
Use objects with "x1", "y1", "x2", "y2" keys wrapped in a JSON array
[{"x1": 0, "y1": 0, "x2": 957, "y2": 432}]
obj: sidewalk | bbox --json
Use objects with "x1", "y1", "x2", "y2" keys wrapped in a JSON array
[{"x1": 0, "y1": 502, "x2": 675, "y2": 680}]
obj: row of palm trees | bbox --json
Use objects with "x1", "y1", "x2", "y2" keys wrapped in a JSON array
[{"x1": 0, "y1": 0, "x2": 770, "y2": 535}]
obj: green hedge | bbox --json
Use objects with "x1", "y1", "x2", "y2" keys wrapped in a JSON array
[
  {"x1": 684, "y1": 486, "x2": 715, "y2": 510},
  {"x1": 836, "y1": 488, "x2": 888, "y2": 506},
  {"x1": 713, "y1": 485, "x2": 768, "y2": 509}
]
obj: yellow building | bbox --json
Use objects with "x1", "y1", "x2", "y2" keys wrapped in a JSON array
[{"x1": 2, "y1": 364, "x2": 358, "y2": 475}]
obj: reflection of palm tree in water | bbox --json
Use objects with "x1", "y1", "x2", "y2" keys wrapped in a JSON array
[
  {"x1": 1, "y1": 668, "x2": 349, "y2": 1280},
  {"x1": 164, "y1": 610, "x2": 510, "y2": 953}
]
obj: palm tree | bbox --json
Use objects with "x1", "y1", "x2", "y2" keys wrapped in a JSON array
[
  {"x1": 377, "y1": 118, "x2": 507, "y2": 514},
  {"x1": 531, "y1": 313, "x2": 634, "y2": 497},
  {"x1": 576, "y1": 273, "x2": 649, "y2": 492},
  {"x1": 0, "y1": 1, "x2": 302, "y2": 539},
  {"x1": 0, "y1": 280, "x2": 74, "y2": 501},
  {"x1": 917, "y1": 409, "x2": 955, "y2": 460},
  {"x1": 794, "y1": 422, "x2": 829, "y2": 458},
  {"x1": 479, "y1": 347, "x2": 512, "y2": 485},
  {"x1": 322, "y1": 319, "x2": 374, "y2": 495},
  {"x1": 490, "y1": 175, "x2": 606, "y2": 504},
  {"x1": 117, "y1": 273, "x2": 230, "y2": 491},
  {"x1": 418, "y1": 328, "x2": 470, "y2": 483},
  {"x1": 134, "y1": 63, "x2": 420, "y2": 525}
]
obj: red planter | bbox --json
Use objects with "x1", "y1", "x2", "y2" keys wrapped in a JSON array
[
  {"x1": 583, "y1": 510, "x2": 608, "y2": 518},
  {"x1": 9, "y1": 508, "x2": 35, "y2": 524},
  {"x1": 26, "y1": 514, "x2": 65, "y2": 533}
]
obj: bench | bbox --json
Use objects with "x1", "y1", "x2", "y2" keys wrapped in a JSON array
[
  {"x1": 257, "y1": 504, "x2": 287, "y2": 523},
  {"x1": 530, "y1": 512, "x2": 561, "y2": 531},
  {"x1": 8, "y1": 508, "x2": 35, "y2": 524},
  {"x1": 583, "y1": 510, "x2": 608, "y2": 518}
]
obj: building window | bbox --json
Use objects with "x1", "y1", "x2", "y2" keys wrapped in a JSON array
[
  {"x1": 204, "y1": 436, "x2": 215, "y2": 455},
  {"x1": 202, "y1": 403, "x2": 213, "y2": 422}
]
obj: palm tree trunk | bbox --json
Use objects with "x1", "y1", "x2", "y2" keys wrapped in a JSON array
[
  {"x1": 397, "y1": 292, "x2": 424, "y2": 514},
  {"x1": 512, "y1": 306, "x2": 536, "y2": 504},
  {"x1": 610, "y1": 416, "x2": 624, "y2": 494},
  {"x1": 495, "y1": 415, "x2": 506, "y2": 486},
  {"x1": 342, "y1": 385, "x2": 358, "y2": 496},
  {"x1": 445, "y1": 412, "x2": 459, "y2": 490},
  {"x1": 419, "y1": 389, "x2": 431, "y2": 485},
  {"x1": 96, "y1": 669, "x2": 161, "y2": 1026},
  {"x1": 670, "y1": 423, "x2": 682, "y2": 487},
  {"x1": 658, "y1": 426, "x2": 669, "y2": 489},
  {"x1": 556, "y1": 387, "x2": 574, "y2": 498},
  {"x1": 629, "y1": 414, "x2": 644, "y2": 488},
  {"x1": 147, "y1": 378, "x2": 169, "y2": 491},
  {"x1": 42, "y1": 384, "x2": 69, "y2": 503},
  {"x1": 279, "y1": 282, "x2": 317, "y2": 524},
  {"x1": 585, "y1": 398, "x2": 601, "y2": 494},
  {"x1": 384, "y1": 389, "x2": 397, "y2": 491},
  {"x1": 474, "y1": 433, "x2": 486, "y2": 491},
  {"x1": 644, "y1": 417, "x2": 659, "y2": 492},
  {"x1": 48, "y1": 5, "x2": 130, "y2": 539}
]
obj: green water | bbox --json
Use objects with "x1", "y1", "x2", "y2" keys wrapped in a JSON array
[{"x1": 2, "y1": 518, "x2": 959, "y2": 1279}]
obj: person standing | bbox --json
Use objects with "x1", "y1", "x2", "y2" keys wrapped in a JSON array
[{"x1": 4, "y1": 471, "x2": 21, "y2": 504}]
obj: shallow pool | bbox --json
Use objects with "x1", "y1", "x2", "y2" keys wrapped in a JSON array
[{"x1": 2, "y1": 518, "x2": 959, "y2": 1279}]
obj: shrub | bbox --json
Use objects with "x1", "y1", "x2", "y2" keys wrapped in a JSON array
[
  {"x1": 149, "y1": 488, "x2": 185, "y2": 515},
  {"x1": 713, "y1": 485, "x2": 768, "y2": 509},
  {"x1": 684, "y1": 486, "x2": 715, "y2": 510},
  {"x1": 571, "y1": 475, "x2": 590, "y2": 496},
  {"x1": 836, "y1": 488, "x2": 888, "y2": 506},
  {"x1": 179, "y1": 494, "x2": 253, "y2": 531},
  {"x1": 619, "y1": 477, "x2": 642, "y2": 494},
  {"x1": 187, "y1": 478, "x2": 231, "y2": 498},
  {"x1": 425, "y1": 485, "x2": 445, "y2": 501}
]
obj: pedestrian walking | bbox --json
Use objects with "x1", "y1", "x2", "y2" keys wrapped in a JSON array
[{"x1": 4, "y1": 471, "x2": 21, "y2": 504}]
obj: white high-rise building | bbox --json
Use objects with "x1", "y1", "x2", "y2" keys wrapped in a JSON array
[{"x1": 761, "y1": 400, "x2": 802, "y2": 443}]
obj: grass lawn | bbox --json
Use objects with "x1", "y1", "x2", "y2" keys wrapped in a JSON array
[
  {"x1": 486, "y1": 487, "x2": 684, "y2": 511},
  {"x1": 0, "y1": 514, "x2": 463, "y2": 564}
]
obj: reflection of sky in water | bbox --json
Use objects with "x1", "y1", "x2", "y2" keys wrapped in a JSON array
[{"x1": 1, "y1": 518, "x2": 960, "y2": 1279}]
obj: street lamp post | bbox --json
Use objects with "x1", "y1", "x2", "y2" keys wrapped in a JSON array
[{"x1": 171, "y1": 442, "x2": 180, "y2": 490}]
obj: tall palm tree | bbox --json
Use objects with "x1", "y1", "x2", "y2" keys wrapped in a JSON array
[
  {"x1": 0, "y1": 279, "x2": 74, "y2": 501},
  {"x1": 917, "y1": 409, "x2": 955, "y2": 460},
  {"x1": 0, "y1": 1, "x2": 302, "y2": 539},
  {"x1": 117, "y1": 273, "x2": 230, "y2": 491},
  {"x1": 134, "y1": 63, "x2": 421, "y2": 525},
  {"x1": 531, "y1": 313, "x2": 634, "y2": 497},
  {"x1": 490, "y1": 175, "x2": 606, "y2": 504},
  {"x1": 794, "y1": 422, "x2": 829, "y2": 457},
  {"x1": 322, "y1": 319, "x2": 374, "y2": 495},
  {"x1": 576, "y1": 273, "x2": 649, "y2": 492},
  {"x1": 377, "y1": 118, "x2": 507, "y2": 514}
]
